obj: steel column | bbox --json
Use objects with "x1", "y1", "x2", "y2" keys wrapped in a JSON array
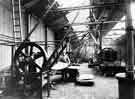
[{"x1": 126, "y1": 0, "x2": 134, "y2": 78}]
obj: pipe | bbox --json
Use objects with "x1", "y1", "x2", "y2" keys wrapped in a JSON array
[
  {"x1": 73, "y1": 29, "x2": 125, "y2": 33},
  {"x1": 71, "y1": 20, "x2": 125, "y2": 26},
  {"x1": 53, "y1": 3, "x2": 125, "y2": 12}
]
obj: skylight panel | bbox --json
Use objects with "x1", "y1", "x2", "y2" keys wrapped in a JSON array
[
  {"x1": 104, "y1": 16, "x2": 126, "y2": 40},
  {"x1": 56, "y1": 0, "x2": 90, "y2": 39}
]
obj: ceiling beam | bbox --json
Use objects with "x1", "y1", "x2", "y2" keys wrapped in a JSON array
[{"x1": 51, "y1": 3, "x2": 125, "y2": 12}]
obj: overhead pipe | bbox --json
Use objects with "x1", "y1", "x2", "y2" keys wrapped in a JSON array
[
  {"x1": 73, "y1": 29, "x2": 125, "y2": 33},
  {"x1": 52, "y1": 3, "x2": 125, "y2": 12},
  {"x1": 70, "y1": 20, "x2": 125, "y2": 26}
]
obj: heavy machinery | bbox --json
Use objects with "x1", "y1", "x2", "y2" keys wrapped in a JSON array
[
  {"x1": 97, "y1": 48, "x2": 117, "y2": 62},
  {"x1": 97, "y1": 48, "x2": 126, "y2": 76},
  {"x1": 13, "y1": 37, "x2": 70, "y2": 97},
  {"x1": 10, "y1": 0, "x2": 72, "y2": 97}
]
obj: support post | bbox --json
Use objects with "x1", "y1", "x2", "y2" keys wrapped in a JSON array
[
  {"x1": 11, "y1": 45, "x2": 15, "y2": 77},
  {"x1": 116, "y1": 1, "x2": 135, "y2": 99},
  {"x1": 25, "y1": 10, "x2": 30, "y2": 41},
  {"x1": 99, "y1": 22, "x2": 103, "y2": 51},
  {"x1": 126, "y1": 0, "x2": 134, "y2": 78}
]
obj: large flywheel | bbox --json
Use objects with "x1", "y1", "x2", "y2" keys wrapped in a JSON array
[{"x1": 14, "y1": 42, "x2": 46, "y2": 94}]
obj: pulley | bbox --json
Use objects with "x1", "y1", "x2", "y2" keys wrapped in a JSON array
[{"x1": 14, "y1": 42, "x2": 46, "y2": 90}]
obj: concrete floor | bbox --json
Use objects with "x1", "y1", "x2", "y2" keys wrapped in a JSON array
[
  {"x1": 43, "y1": 63, "x2": 119, "y2": 99},
  {"x1": 0, "y1": 63, "x2": 119, "y2": 99}
]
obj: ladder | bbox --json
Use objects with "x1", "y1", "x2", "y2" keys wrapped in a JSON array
[
  {"x1": 11, "y1": 0, "x2": 22, "y2": 81},
  {"x1": 12, "y1": 0, "x2": 22, "y2": 44}
]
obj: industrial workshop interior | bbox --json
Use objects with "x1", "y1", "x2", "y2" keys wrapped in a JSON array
[{"x1": 1, "y1": 0, "x2": 135, "y2": 99}]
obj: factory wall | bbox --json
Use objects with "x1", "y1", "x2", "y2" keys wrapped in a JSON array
[
  {"x1": 0, "y1": 0, "x2": 27, "y2": 41},
  {"x1": 0, "y1": 0, "x2": 27, "y2": 70},
  {"x1": 0, "y1": 1, "x2": 13, "y2": 70},
  {"x1": 29, "y1": 16, "x2": 45, "y2": 42}
]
